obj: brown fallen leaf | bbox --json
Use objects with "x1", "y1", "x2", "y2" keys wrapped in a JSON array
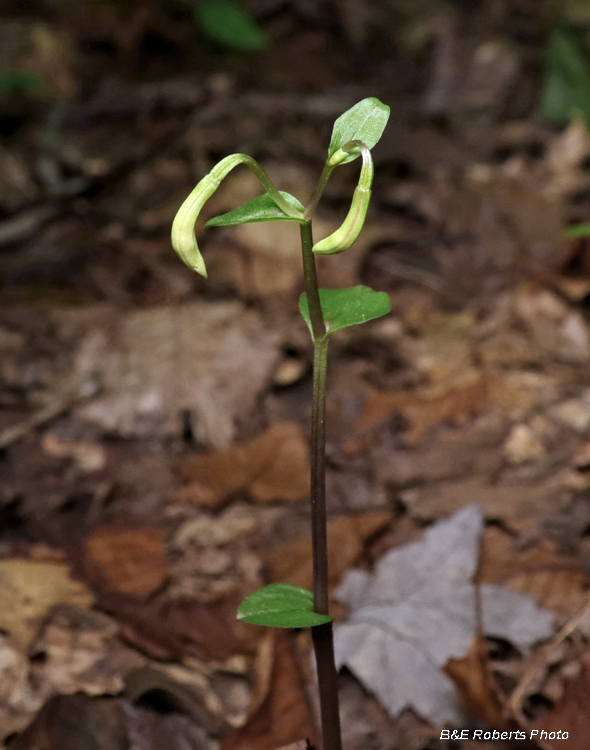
[
  {"x1": 85, "y1": 526, "x2": 167, "y2": 597},
  {"x1": 486, "y1": 369, "x2": 559, "y2": 423},
  {"x1": 222, "y1": 630, "x2": 316, "y2": 750},
  {"x1": 530, "y1": 656, "x2": 590, "y2": 750},
  {"x1": 550, "y1": 275, "x2": 590, "y2": 304},
  {"x1": 513, "y1": 283, "x2": 590, "y2": 364},
  {"x1": 67, "y1": 585, "x2": 259, "y2": 665},
  {"x1": 0, "y1": 639, "x2": 43, "y2": 738},
  {"x1": 123, "y1": 666, "x2": 231, "y2": 737},
  {"x1": 0, "y1": 559, "x2": 93, "y2": 650},
  {"x1": 41, "y1": 432, "x2": 107, "y2": 472},
  {"x1": 444, "y1": 637, "x2": 509, "y2": 730},
  {"x1": 481, "y1": 526, "x2": 587, "y2": 616},
  {"x1": 106, "y1": 600, "x2": 186, "y2": 661},
  {"x1": 54, "y1": 302, "x2": 280, "y2": 448},
  {"x1": 8, "y1": 692, "x2": 217, "y2": 750},
  {"x1": 399, "y1": 474, "x2": 566, "y2": 526},
  {"x1": 267, "y1": 512, "x2": 392, "y2": 597},
  {"x1": 397, "y1": 308, "x2": 475, "y2": 384},
  {"x1": 8, "y1": 693, "x2": 127, "y2": 750},
  {"x1": 31, "y1": 604, "x2": 145, "y2": 697},
  {"x1": 165, "y1": 595, "x2": 262, "y2": 660},
  {"x1": 28, "y1": 543, "x2": 66, "y2": 562},
  {"x1": 374, "y1": 411, "x2": 508, "y2": 488},
  {"x1": 349, "y1": 368, "x2": 487, "y2": 447},
  {"x1": 177, "y1": 423, "x2": 310, "y2": 506}
]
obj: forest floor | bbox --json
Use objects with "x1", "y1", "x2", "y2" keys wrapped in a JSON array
[{"x1": 2, "y1": 1, "x2": 590, "y2": 748}]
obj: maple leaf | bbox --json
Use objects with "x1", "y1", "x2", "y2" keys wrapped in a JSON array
[{"x1": 333, "y1": 505, "x2": 555, "y2": 725}]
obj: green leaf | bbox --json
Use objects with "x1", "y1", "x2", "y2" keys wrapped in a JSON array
[
  {"x1": 300, "y1": 285, "x2": 391, "y2": 337},
  {"x1": 564, "y1": 222, "x2": 590, "y2": 237},
  {"x1": 0, "y1": 70, "x2": 43, "y2": 96},
  {"x1": 540, "y1": 24, "x2": 590, "y2": 128},
  {"x1": 195, "y1": 0, "x2": 268, "y2": 52},
  {"x1": 237, "y1": 583, "x2": 333, "y2": 628},
  {"x1": 205, "y1": 191, "x2": 305, "y2": 227},
  {"x1": 328, "y1": 98, "x2": 390, "y2": 166}
]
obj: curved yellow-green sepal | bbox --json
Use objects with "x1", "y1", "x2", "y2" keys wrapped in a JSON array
[
  {"x1": 313, "y1": 143, "x2": 374, "y2": 255},
  {"x1": 171, "y1": 153, "x2": 298, "y2": 277},
  {"x1": 171, "y1": 180, "x2": 212, "y2": 277}
]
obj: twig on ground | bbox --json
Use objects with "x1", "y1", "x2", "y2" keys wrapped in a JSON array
[{"x1": 0, "y1": 374, "x2": 101, "y2": 450}]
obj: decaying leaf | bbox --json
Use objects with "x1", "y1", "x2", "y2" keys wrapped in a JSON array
[
  {"x1": 0, "y1": 606, "x2": 147, "y2": 739},
  {"x1": 222, "y1": 631, "x2": 315, "y2": 750},
  {"x1": 0, "y1": 560, "x2": 93, "y2": 650},
  {"x1": 53, "y1": 302, "x2": 280, "y2": 448},
  {"x1": 444, "y1": 638, "x2": 509, "y2": 730},
  {"x1": 85, "y1": 526, "x2": 167, "y2": 597},
  {"x1": 350, "y1": 368, "x2": 487, "y2": 445},
  {"x1": 373, "y1": 412, "x2": 508, "y2": 488},
  {"x1": 165, "y1": 594, "x2": 262, "y2": 660},
  {"x1": 513, "y1": 284, "x2": 590, "y2": 364},
  {"x1": 123, "y1": 665, "x2": 231, "y2": 737},
  {"x1": 399, "y1": 474, "x2": 566, "y2": 525},
  {"x1": 31, "y1": 605, "x2": 145, "y2": 697},
  {"x1": 7, "y1": 694, "x2": 126, "y2": 750},
  {"x1": 530, "y1": 656, "x2": 590, "y2": 750},
  {"x1": 177, "y1": 422, "x2": 310, "y2": 506},
  {"x1": 266, "y1": 512, "x2": 391, "y2": 595},
  {"x1": 502, "y1": 422, "x2": 546, "y2": 464},
  {"x1": 173, "y1": 504, "x2": 265, "y2": 549},
  {"x1": 333, "y1": 505, "x2": 555, "y2": 724},
  {"x1": 7, "y1": 691, "x2": 217, "y2": 750},
  {"x1": 397, "y1": 308, "x2": 475, "y2": 383},
  {"x1": 481, "y1": 526, "x2": 588, "y2": 617},
  {"x1": 348, "y1": 285, "x2": 590, "y2": 449},
  {"x1": 0, "y1": 637, "x2": 44, "y2": 737},
  {"x1": 487, "y1": 369, "x2": 560, "y2": 423},
  {"x1": 41, "y1": 432, "x2": 107, "y2": 472}
]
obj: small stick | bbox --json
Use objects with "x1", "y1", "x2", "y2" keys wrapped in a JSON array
[
  {"x1": 507, "y1": 599, "x2": 590, "y2": 747},
  {"x1": 0, "y1": 374, "x2": 100, "y2": 450}
]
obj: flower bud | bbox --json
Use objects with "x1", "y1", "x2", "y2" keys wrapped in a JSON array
[
  {"x1": 313, "y1": 145, "x2": 373, "y2": 255},
  {"x1": 312, "y1": 186, "x2": 371, "y2": 255}
]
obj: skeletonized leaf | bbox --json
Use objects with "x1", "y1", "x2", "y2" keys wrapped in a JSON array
[{"x1": 334, "y1": 505, "x2": 555, "y2": 724}]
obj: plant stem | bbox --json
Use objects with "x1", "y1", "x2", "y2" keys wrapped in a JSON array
[
  {"x1": 300, "y1": 219, "x2": 342, "y2": 750},
  {"x1": 241, "y1": 155, "x2": 303, "y2": 219},
  {"x1": 304, "y1": 163, "x2": 334, "y2": 221},
  {"x1": 312, "y1": 622, "x2": 342, "y2": 750},
  {"x1": 311, "y1": 335, "x2": 328, "y2": 613},
  {"x1": 300, "y1": 222, "x2": 325, "y2": 341}
]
